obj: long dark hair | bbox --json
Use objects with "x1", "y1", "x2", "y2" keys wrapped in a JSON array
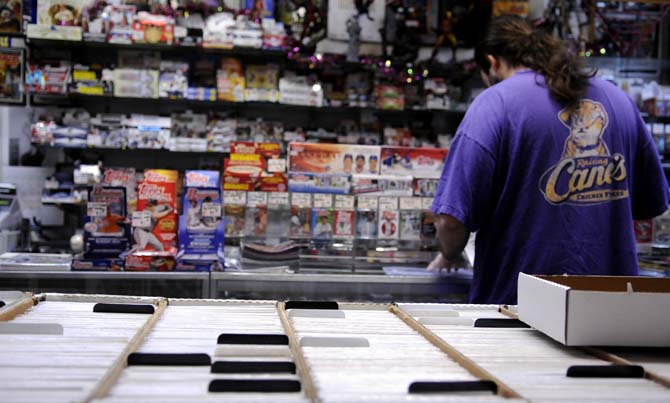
[{"x1": 475, "y1": 15, "x2": 594, "y2": 107}]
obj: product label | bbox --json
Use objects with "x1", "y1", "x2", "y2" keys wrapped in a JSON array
[
  {"x1": 87, "y1": 202, "x2": 108, "y2": 218},
  {"x1": 334, "y1": 195, "x2": 355, "y2": 210},
  {"x1": 268, "y1": 192, "x2": 290, "y2": 209},
  {"x1": 132, "y1": 211, "x2": 152, "y2": 228},
  {"x1": 400, "y1": 197, "x2": 422, "y2": 210},
  {"x1": 291, "y1": 193, "x2": 312, "y2": 208},
  {"x1": 268, "y1": 158, "x2": 286, "y2": 173},
  {"x1": 201, "y1": 202, "x2": 222, "y2": 217},
  {"x1": 314, "y1": 194, "x2": 333, "y2": 208},
  {"x1": 247, "y1": 191, "x2": 268, "y2": 207},
  {"x1": 379, "y1": 196, "x2": 399, "y2": 211},
  {"x1": 224, "y1": 191, "x2": 246, "y2": 205},
  {"x1": 357, "y1": 195, "x2": 378, "y2": 210}
]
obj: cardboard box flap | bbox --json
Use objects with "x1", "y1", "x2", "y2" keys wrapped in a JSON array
[
  {"x1": 518, "y1": 273, "x2": 569, "y2": 344},
  {"x1": 536, "y1": 275, "x2": 670, "y2": 293}
]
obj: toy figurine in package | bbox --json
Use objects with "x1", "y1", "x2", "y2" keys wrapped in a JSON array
[
  {"x1": 244, "y1": 191, "x2": 268, "y2": 237},
  {"x1": 217, "y1": 58, "x2": 245, "y2": 102},
  {"x1": 224, "y1": 191, "x2": 246, "y2": 238},
  {"x1": 266, "y1": 192, "x2": 291, "y2": 238},
  {"x1": 126, "y1": 169, "x2": 178, "y2": 271},
  {"x1": 81, "y1": 186, "x2": 130, "y2": 262},
  {"x1": 176, "y1": 171, "x2": 224, "y2": 272},
  {"x1": 159, "y1": 61, "x2": 189, "y2": 99},
  {"x1": 356, "y1": 195, "x2": 378, "y2": 239},
  {"x1": 381, "y1": 146, "x2": 448, "y2": 179},
  {"x1": 378, "y1": 197, "x2": 399, "y2": 240},
  {"x1": 289, "y1": 193, "x2": 312, "y2": 238},
  {"x1": 399, "y1": 197, "x2": 422, "y2": 241},
  {"x1": 288, "y1": 143, "x2": 381, "y2": 174},
  {"x1": 244, "y1": 64, "x2": 279, "y2": 102}
]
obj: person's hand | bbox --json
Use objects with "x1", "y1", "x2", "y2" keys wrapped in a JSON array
[{"x1": 427, "y1": 253, "x2": 468, "y2": 273}]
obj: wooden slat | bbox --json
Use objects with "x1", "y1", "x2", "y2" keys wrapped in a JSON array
[
  {"x1": 277, "y1": 301, "x2": 321, "y2": 403},
  {"x1": 389, "y1": 305, "x2": 523, "y2": 399},
  {"x1": 0, "y1": 295, "x2": 36, "y2": 321},
  {"x1": 84, "y1": 298, "x2": 169, "y2": 402}
]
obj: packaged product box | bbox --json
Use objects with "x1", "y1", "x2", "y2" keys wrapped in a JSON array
[
  {"x1": 126, "y1": 169, "x2": 178, "y2": 270},
  {"x1": 289, "y1": 193, "x2": 312, "y2": 238},
  {"x1": 114, "y1": 69, "x2": 159, "y2": 98},
  {"x1": 380, "y1": 146, "x2": 448, "y2": 179},
  {"x1": 223, "y1": 191, "x2": 246, "y2": 238},
  {"x1": 244, "y1": 64, "x2": 280, "y2": 102},
  {"x1": 244, "y1": 191, "x2": 267, "y2": 237},
  {"x1": 217, "y1": 58, "x2": 245, "y2": 102},
  {"x1": 71, "y1": 257, "x2": 124, "y2": 271},
  {"x1": 420, "y1": 197, "x2": 437, "y2": 241},
  {"x1": 377, "y1": 196, "x2": 399, "y2": 240},
  {"x1": 28, "y1": 0, "x2": 87, "y2": 41},
  {"x1": 176, "y1": 170, "x2": 224, "y2": 272},
  {"x1": 333, "y1": 195, "x2": 355, "y2": 239},
  {"x1": 634, "y1": 220, "x2": 653, "y2": 244},
  {"x1": 288, "y1": 172, "x2": 350, "y2": 194},
  {"x1": 399, "y1": 197, "x2": 422, "y2": 241},
  {"x1": 223, "y1": 142, "x2": 287, "y2": 191},
  {"x1": 312, "y1": 194, "x2": 333, "y2": 239},
  {"x1": 288, "y1": 142, "x2": 381, "y2": 175},
  {"x1": 125, "y1": 114, "x2": 172, "y2": 149},
  {"x1": 131, "y1": 12, "x2": 175, "y2": 44},
  {"x1": 82, "y1": 186, "x2": 130, "y2": 258},
  {"x1": 351, "y1": 174, "x2": 413, "y2": 196},
  {"x1": 356, "y1": 195, "x2": 378, "y2": 239},
  {"x1": 101, "y1": 167, "x2": 137, "y2": 214},
  {"x1": 518, "y1": 273, "x2": 670, "y2": 347}
]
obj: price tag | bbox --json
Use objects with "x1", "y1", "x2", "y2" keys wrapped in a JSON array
[
  {"x1": 132, "y1": 211, "x2": 152, "y2": 228},
  {"x1": 73, "y1": 70, "x2": 97, "y2": 81},
  {"x1": 379, "y1": 196, "x2": 398, "y2": 211},
  {"x1": 400, "y1": 197, "x2": 422, "y2": 210},
  {"x1": 357, "y1": 195, "x2": 378, "y2": 210},
  {"x1": 247, "y1": 191, "x2": 268, "y2": 207},
  {"x1": 87, "y1": 202, "x2": 107, "y2": 218},
  {"x1": 291, "y1": 193, "x2": 312, "y2": 208},
  {"x1": 201, "y1": 202, "x2": 222, "y2": 217},
  {"x1": 334, "y1": 195, "x2": 355, "y2": 210},
  {"x1": 313, "y1": 194, "x2": 333, "y2": 208},
  {"x1": 224, "y1": 191, "x2": 246, "y2": 206},
  {"x1": 267, "y1": 158, "x2": 286, "y2": 173},
  {"x1": 0, "y1": 37, "x2": 10, "y2": 48},
  {"x1": 87, "y1": 134, "x2": 103, "y2": 147},
  {"x1": 422, "y1": 197, "x2": 434, "y2": 210},
  {"x1": 268, "y1": 192, "x2": 290, "y2": 209}
]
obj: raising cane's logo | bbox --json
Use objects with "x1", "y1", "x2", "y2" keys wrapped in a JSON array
[{"x1": 540, "y1": 100, "x2": 629, "y2": 205}]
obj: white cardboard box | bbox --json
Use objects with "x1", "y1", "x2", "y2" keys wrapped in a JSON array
[{"x1": 518, "y1": 273, "x2": 670, "y2": 347}]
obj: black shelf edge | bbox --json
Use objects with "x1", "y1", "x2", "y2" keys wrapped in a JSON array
[
  {"x1": 28, "y1": 93, "x2": 467, "y2": 116},
  {"x1": 26, "y1": 38, "x2": 287, "y2": 59},
  {"x1": 35, "y1": 143, "x2": 229, "y2": 157}
]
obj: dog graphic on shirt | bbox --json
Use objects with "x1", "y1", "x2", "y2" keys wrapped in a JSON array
[{"x1": 558, "y1": 100, "x2": 610, "y2": 158}]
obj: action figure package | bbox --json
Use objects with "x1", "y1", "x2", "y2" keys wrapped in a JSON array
[
  {"x1": 312, "y1": 194, "x2": 333, "y2": 240},
  {"x1": 289, "y1": 193, "x2": 312, "y2": 239},
  {"x1": 421, "y1": 197, "x2": 437, "y2": 241},
  {"x1": 125, "y1": 169, "x2": 178, "y2": 271},
  {"x1": 377, "y1": 196, "x2": 399, "y2": 240},
  {"x1": 351, "y1": 174, "x2": 413, "y2": 196},
  {"x1": 355, "y1": 195, "x2": 378, "y2": 239},
  {"x1": 244, "y1": 191, "x2": 268, "y2": 237},
  {"x1": 333, "y1": 195, "x2": 355, "y2": 239},
  {"x1": 288, "y1": 142, "x2": 381, "y2": 174},
  {"x1": 101, "y1": 167, "x2": 137, "y2": 213},
  {"x1": 223, "y1": 191, "x2": 246, "y2": 238},
  {"x1": 288, "y1": 172, "x2": 351, "y2": 194},
  {"x1": 380, "y1": 146, "x2": 448, "y2": 179},
  {"x1": 634, "y1": 220, "x2": 653, "y2": 244},
  {"x1": 414, "y1": 178, "x2": 439, "y2": 197},
  {"x1": 266, "y1": 191, "x2": 291, "y2": 238},
  {"x1": 399, "y1": 197, "x2": 422, "y2": 241},
  {"x1": 176, "y1": 171, "x2": 224, "y2": 271}
]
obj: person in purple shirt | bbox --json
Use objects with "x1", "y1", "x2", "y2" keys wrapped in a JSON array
[{"x1": 429, "y1": 15, "x2": 669, "y2": 304}]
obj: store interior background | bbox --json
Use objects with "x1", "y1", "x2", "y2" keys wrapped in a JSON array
[{"x1": 0, "y1": 0, "x2": 668, "y2": 301}]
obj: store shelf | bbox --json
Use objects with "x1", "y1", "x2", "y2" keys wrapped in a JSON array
[
  {"x1": 26, "y1": 38, "x2": 288, "y2": 60},
  {"x1": 28, "y1": 92, "x2": 467, "y2": 116},
  {"x1": 0, "y1": 270, "x2": 208, "y2": 280},
  {"x1": 36, "y1": 143, "x2": 228, "y2": 158}
]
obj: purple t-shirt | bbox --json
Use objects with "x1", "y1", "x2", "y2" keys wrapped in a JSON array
[{"x1": 432, "y1": 71, "x2": 669, "y2": 304}]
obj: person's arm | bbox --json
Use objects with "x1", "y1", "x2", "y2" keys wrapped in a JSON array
[{"x1": 434, "y1": 214, "x2": 469, "y2": 261}]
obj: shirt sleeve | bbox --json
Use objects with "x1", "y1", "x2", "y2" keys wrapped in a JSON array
[{"x1": 631, "y1": 115, "x2": 669, "y2": 220}]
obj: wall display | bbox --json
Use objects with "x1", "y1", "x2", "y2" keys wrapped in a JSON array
[
  {"x1": 327, "y1": 0, "x2": 385, "y2": 43},
  {"x1": 0, "y1": 0, "x2": 21, "y2": 34},
  {"x1": 0, "y1": 47, "x2": 23, "y2": 104}
]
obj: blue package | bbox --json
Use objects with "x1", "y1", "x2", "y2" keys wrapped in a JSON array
[
  {"x1": 83, "y1": 187, "x2": 130, "y2": 258},
  {"x1": 177, "y1": 171, "x2": 224, "y2": 271}
]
